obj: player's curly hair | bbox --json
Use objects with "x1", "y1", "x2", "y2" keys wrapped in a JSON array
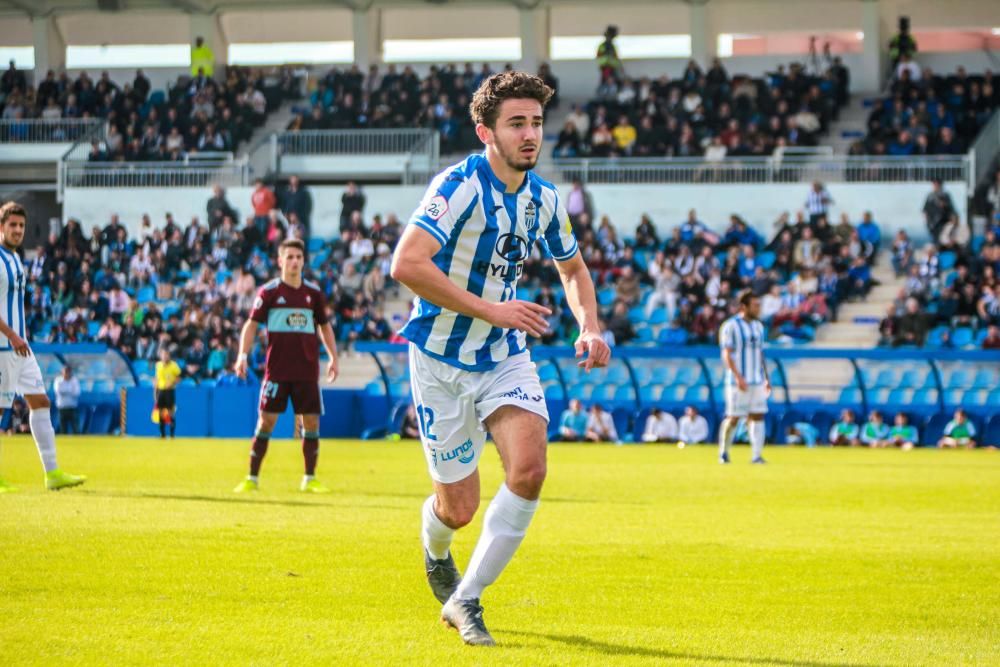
[
  {"x1": 0, "y1": 201, "x2": 26, "y2": 224},
  {"x1": 470, "y1": 71, "x2": 554, "y2": 129}
]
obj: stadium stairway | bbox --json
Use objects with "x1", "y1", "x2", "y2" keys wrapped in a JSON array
[
  {"x1": 813, "y1": 252, "x2": 903, "y2": 347},
  {"x1": 826, "y1": 93, "x2": 877, "y2": 154},
  {"x1": 240, "y1": 100, "x2": 300, "y2": 160}
]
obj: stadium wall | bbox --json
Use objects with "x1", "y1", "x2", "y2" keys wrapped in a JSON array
[{"x1": 64, "y1": 181, "x2": 966, "y2": 245}]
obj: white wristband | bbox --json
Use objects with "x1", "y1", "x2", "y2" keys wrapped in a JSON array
[{"x1": 237, "y1": 353, "x2": 248, "y2": 363}]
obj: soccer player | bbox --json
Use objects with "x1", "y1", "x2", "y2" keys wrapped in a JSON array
[
  {"x1": 0, "y1": 202, "x2": 86, "y2": 493},
  {"x1": 390, "y1": 71, "x2": 610, "y2": 646},
  {"x1": 718, "y1": 290, "x2": 770, "y2": 464},
  {"x1": 233, "y1": 238, "x2": 338, "y2": 493},
  {"x1": 153, "y1": 347, "x2": 181, "y2": 438}
]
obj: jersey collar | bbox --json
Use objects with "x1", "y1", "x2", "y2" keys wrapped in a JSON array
[{"x1": 479, "y1": 152, "x2": 530, "y2": 196}]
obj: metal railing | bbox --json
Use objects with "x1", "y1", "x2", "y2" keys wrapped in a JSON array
[
  {"x1": 968, "y1": 109, "x2": 1000, "y2": 189},
  {"x1": 0, "y1": 118, "x2": 103, "y2": 143},
  {"x1": 62, "y1": 160, "x2": 250, "y2": 189},
  {"x1": 276, "y1": 128, "x2": 437, "y2": 156},
  {"x1": 540, "y1": 155, "x2": 968, "y2": 185}
]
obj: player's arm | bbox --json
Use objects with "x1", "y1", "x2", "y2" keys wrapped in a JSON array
[
  {"x1": 317, "y1": 322, "x2": 338, "y2": 382},
  {"x1": 390, "y1": 225, "x2": 550, "y2": 337},
  {"x1": 761, "y1": 348, "x2": 771, "y2": 392},
  {"x1": 235, "y1": 319, "x2": 259, "y2": 379},
  {"x1": 0, "y1": 315, "x2": 29, "y2": 356},
  {"x1": 553, "y1": 252, "x2": 610, "y2": 371},
  {"x1": 722, "y1": 347, "x2": 746, "y2": 391}
]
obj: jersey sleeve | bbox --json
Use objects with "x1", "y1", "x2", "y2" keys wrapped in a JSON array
[
  {"x1": 408, "y1": 172, "x2": 478, "y2": 249},
  {"x1": 720, "y1": 321, "x2": 735, "y2": 350},
  {"x1": 249, "y1": 288, "x2": 269, "y2": 324},
  {"x1": 312, "y1": 288, "x2": 329, "y2": 326},
  {"x1": 540, "y1": 194, "x2": 578, "y2": 262}
]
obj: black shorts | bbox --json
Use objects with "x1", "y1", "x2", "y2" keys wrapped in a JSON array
[
  {"x1": 259, "y1": 379, "x2": 323, "y2": 415},
  {"x1": 156, "y1": 388, "x2": 176, "y2": 410}
]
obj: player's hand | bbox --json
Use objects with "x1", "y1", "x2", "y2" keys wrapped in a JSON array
[
  {"x1": 485, "y1": 300, "x2": 551, "y2": 338},
  {"x1": 575, "y1": 329, "x2": 611, "y2": 372},
  {"x1": 736, "y1": 375, "x2": 749, "y2": 392},
  {"x1": 764, "y1": 379, "x2": 772, "y2": 396},
  {"x1": 9, "y1": 333, "x2": 30, "y2": 357},
  {"x1": 234, "y1": 355, "x2": 248, "y2": 379},
  {"x1": 326, "y1": 357, "x2": 339, "y2": 383}
]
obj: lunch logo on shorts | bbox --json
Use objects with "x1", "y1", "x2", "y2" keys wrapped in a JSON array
[{"x1": 440, "y1": 438, "x2": 475, "y2": 465}]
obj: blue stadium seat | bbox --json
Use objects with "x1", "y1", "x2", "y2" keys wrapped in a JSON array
[
  {"x1": 650, "y1": 366, "x2": 672, "y2": 384},
  {"x1": 148, "y1": 90, "x2": 166, "y2": 106},
  {"x1": 589, "y1": 384, "x2": 613, "y2": 402},
  {"x1": 674, "y1": 366, "x2": 699, "y2": 386},
  {"x1": 870, "y1": 388, "x2": 891, "y2": 404},
  {"x1": 92, "y1": 379, "x2": 114, "y2": 393},
  {"x1": 926, "y1": 327, "x2": 950, "y2": 348},
  {"x1": 988, "y1": 388, "x2": 1000, "y2": 406},
  {"x1": 938, "y1": 251, "x2": 957, "y2": 270},
  {"x1": 86, "y1": 321, "x2": 102, "y2": 339},
  {"x1": 683, "y1": 385, "x2": 709, "y2": 403},
  {"x1": 132, "y1": 359, "x2": 150, "y2": 376},
  {"x1": 633, "y1": 326, "x2": 654, "y2": 344},
  {"x1": 839, "y1": 387, "x2": 862, "y2": 404},
  {"x1": 873, "y1": 369, "x2": 897, "y2": 389},
  {"x1": 390, "y1": 381, "x2": 410, "y2": 398},
  {"x1": 657, "y1": 327, "x2": 688, "y2": 345},
  {"x1": 887, "y1": 388, "x2": 911, "y2": 405},
  {"x1": 951, "y1": 327, "x2": 974, "y2": 348},
  {"x1": 632, "y1": 366, "x2": 653, "y2": 385},
  {"x1": 597, "y1": 287, "x2": 616, "y2": 307},
  {"x1": 544, "y1": 384, "x2": 565, "y2": 400},
  {"x1": 757, "y1": 251, "x2": 775, "y2": 270},
  {"x1": 614, "y1": 384, "x2": 636, "y2": 401},
  {"x1": 537, "y1": 363, "x2": 559, "y2": 383},
  {"x1": 944, "y1": 369, "x2": 970, "y2": 389},
  {"x1": 136, "y1": 286, "x2": 155, "y2": 304},
  {"x1": 943, "y1": 389, "x2": 964, "y2": 406},
  {"x1": 604, "y1": 365, "x2": 630, "y2": 384},
  {"x1": 307, "y1": 237, "x2": 326, "y2": 253},
  {"x1": 912, "y1": 389, "x2": 939, "y2": 406},
  {"x1": 639, "y1": 385, "x2": 659, "y2": 404},
  {"x1": 567, "y1": 383, "x2": 592, "y2": 401},
  {"x1": 648, "y1": 308, "x2": 669, "y2": 325}
]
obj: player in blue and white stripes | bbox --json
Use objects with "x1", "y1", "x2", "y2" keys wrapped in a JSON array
[
  {"x1": 392, "y1": 72, "x2": 610, "y2": 646},
  {"x1": 0, "y1": 202, "x2": 86, "y2": 493},
  {"x1": 718, "y1": 290, "x2": 771, "y2": 464}
]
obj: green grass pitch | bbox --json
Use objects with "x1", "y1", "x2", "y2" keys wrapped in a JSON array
[{"x1": 1, "y1": 436, "x2": 998, "y2": 666}]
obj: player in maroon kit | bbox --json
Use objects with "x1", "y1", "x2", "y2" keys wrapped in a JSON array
[{"x1": 233, "y1": 238, "x2": 339, "y2": 493}]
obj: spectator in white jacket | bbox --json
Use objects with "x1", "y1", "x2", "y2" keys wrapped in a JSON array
[
  {"x1": 585, "y1": 404, "x2": 618, "y2": 443},
  {"x1": 678, "y1": 405, "x2": 710, "y2": 447},
  {"x1": 53, "y1": 366, "x2": 81, "y2": 435},
  {"x1": 642, "y1": 408, "x2": 678, "y2": 442}
]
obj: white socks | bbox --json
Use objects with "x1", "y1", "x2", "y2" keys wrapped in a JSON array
[
  {"x1": 719, "y1": 418, "x2": 737, "y2": 458},
  {"x1": 454, "y1": 484, "x2": 538, "y2": 601},
  {"x1": 29, "y1": 408, "x2": 58, "y2": 473},
  {"x1": 749, "y1": 419, "x2": 766, "y2": 459},
  {"x1": 421, "y1": 495, "x2": 455, "y2": 561}
]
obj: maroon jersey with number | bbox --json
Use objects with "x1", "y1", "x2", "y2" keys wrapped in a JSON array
[{"x1": 249, "y1": 278, "x2": 329, "y2": 382}]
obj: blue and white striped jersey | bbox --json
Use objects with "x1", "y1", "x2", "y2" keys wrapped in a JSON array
[
  {"x1": 719, "y1": 315, "x2": 767, "y2": 386},
  {"x1": 0, "y1": 246, "x2": 26, "y2": 351},
  {"x1": 400, "y1": 153, "x2": 578, "y2": 371}
]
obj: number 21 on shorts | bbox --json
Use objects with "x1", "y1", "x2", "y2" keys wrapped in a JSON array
[{"x1": 416, "y1": 404, "x2": 437, "y2": 441}]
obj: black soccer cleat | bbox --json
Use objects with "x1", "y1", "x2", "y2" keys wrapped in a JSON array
[
  {"x1": 441, "y1": 596, "x2": 496, "y2": 647},
  {"x1": 425, "y1": 550, "x2": 462, "y2": 604}
]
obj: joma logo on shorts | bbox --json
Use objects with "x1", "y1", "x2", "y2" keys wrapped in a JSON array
[
  {"x1": 498, "y1": 387, "x2": 543, "y2": 402},
  {"x1": 440, "y1": 439, "x2": 475, "y2": 465}
]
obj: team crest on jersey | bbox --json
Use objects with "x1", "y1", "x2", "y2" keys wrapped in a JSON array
[
  {"x1": 524, "y1": 202, "x2": 537, "y2": 230},
  {"x1": 424, "y1": 195, "x2": 448, "y2": 221}
]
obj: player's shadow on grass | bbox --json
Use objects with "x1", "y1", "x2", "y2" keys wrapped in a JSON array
[{"x1": 501, "y1": 630, "x2": 887, "y2": 667}]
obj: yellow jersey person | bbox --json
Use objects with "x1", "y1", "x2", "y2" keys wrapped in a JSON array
[{"x1": 154, "y1": 347, "x2": 182, "y2": 439}]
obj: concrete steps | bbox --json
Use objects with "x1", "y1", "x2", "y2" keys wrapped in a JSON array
[
  {"x1": 813, "y1": 254, "x2": 901, "y2": 347},
  {"x1": 826, "y1": 93, "x2": 878, "y2": 154}
]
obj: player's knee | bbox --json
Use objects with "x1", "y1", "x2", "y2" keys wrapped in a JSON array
[
  {"x1": 509, "y1": 460, "x2": 547, "y2": 496},
  {"x1": 437, "y1": 498, "x2": 479, "y2": 529}
]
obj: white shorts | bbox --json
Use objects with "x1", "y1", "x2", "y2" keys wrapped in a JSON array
[
  {"x1": 724, "y1": 384, "x2": 769, "y2": 418},
  {"x1": 0, "y1": 352, "x2": 47, "y2": 408},
  {"x1": 409, "y1": 344, "x2": 549, "y2": 484}
]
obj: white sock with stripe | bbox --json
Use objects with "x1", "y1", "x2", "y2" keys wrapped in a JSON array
[
  {"x1": 422, "y1": 495, "x2": 455, "y2": 561},
  {"x1": 29, "y1": 408, "x2": 58, "y2": 473},
  {"x1": 453, "y1": 483, "x2": 538, "y2": 601},
  {"x1": 749, "y1": 419, "x2": 766, "y2": 460}
]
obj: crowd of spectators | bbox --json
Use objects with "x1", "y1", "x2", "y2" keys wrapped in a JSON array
[
  {"x1": 522, "y1": 180, "x2": 877, "y2": 347},
  {"x1": 857, "y1": 65, "x2": 997, "y2": 157},
  {"x1": 553, "y1": 54, "x2": 849, "y2": 159},
  {"x1": 0, "y1": 60, "x2": 299, "y2": 158},
  {"x1": 879, "y1": 175, "x2": 1000, "y2": 349},
  {"x1": 22, "y1": 180, "x2": 398, "y2": 383},
  {"x1": 287, "y1": 62, "x2": 559, "y2": 154}
]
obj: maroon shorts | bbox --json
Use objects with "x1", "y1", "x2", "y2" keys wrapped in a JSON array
[{"x1": 259, "y1": 379, "x2": 323, "y2": 415}]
